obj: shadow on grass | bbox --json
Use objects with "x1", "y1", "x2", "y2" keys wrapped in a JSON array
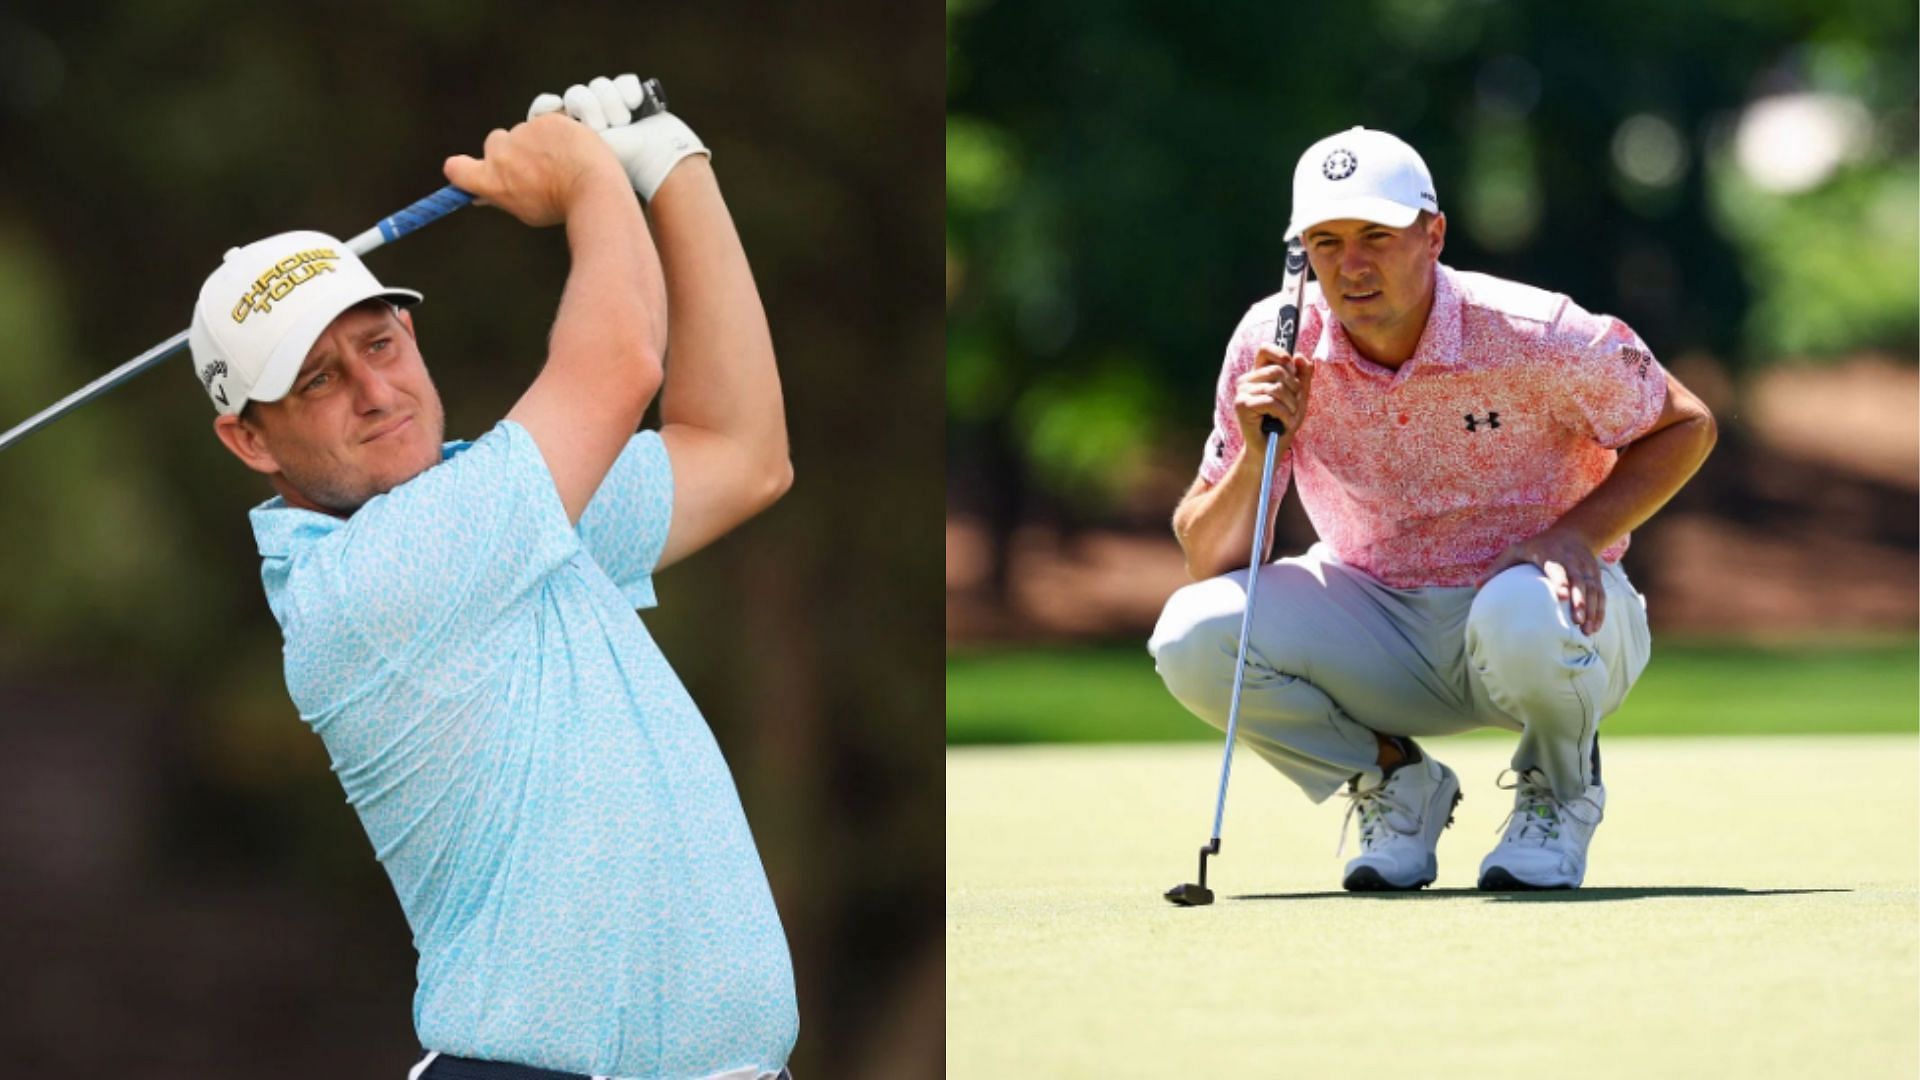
[{"x1": 1229, "y1": 887, "x2": 1852, "y2": 904}]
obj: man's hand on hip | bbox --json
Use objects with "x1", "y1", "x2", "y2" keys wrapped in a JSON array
[
  {"x1": 443, "y1": 114, "x2": 632, "y2": 227},
  {"x1": 1479, "y1": 528, "x2": 1607, "y2": 635},
  {"x1": 528, "y1": 73, "x2": 709, "y2": 201}
]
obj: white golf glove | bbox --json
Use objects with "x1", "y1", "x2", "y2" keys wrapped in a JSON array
[{"x1": 528, "y1": 73, "x2": 708, "y2": 201}]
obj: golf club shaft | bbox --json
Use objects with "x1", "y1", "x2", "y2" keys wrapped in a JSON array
[
  {"x1": 1202, "y1": 236, "x2": 1313, "y2": 847},
  {"x1": 0, "y1": 188, "x2": 471, "y2": 456},
  {"x1": 1207, "y1": 427, "x2": 1283, "y2": 842},
  {"x1": 0, "y1": 79, "x2": 668, "y2": 456}
]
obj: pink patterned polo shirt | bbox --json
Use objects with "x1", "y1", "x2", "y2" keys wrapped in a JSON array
[{"x1": 1197, "y1": 262, "x2": 1668, "y2": 588}]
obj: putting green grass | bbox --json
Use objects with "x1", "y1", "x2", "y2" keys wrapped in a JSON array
[
  {"x1": 946, "y1": 637, "x2": 1919, "y2": 743},
  {"x1": 947, "y1": 736, "x2": 1920, "y2": 1079}
]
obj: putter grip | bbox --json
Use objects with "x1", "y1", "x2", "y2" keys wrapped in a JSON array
[{"x1": 1263, "y1": 239, "x2": 1312, "y2": 439}]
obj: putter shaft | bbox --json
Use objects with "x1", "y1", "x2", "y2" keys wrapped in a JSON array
[
  {"x1": 1205, "y1": 425, "x2": 1283, "y2": 844},
  {"x1": 1170, "y1": 237, "x2": 1311, "y2": 905}
]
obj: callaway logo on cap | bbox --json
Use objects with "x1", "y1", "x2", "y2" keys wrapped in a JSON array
[
  {"x1": 1287, "y1": 126, "x2": 1440, "y2": 240},
  {"x1": 188, "y1": 230, "x2": 422, "y2": 415}
]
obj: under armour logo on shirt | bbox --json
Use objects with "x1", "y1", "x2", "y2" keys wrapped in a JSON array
[{"x1": 1465, "y1": 411, "x2": 1501, "y2": 432}]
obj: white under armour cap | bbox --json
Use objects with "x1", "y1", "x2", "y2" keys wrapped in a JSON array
[
  {"x1": 1286, "y1": 127, "x2": 1440, "y2": 240},
  {"x1": 188, "y1": 231, "x2": 421, "y2": 415}
]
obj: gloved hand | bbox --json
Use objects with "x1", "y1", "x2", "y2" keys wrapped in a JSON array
[{"x1": 528, "y1": 73, "x2": 708, "y2": 201}]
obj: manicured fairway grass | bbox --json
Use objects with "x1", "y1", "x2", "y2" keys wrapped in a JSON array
[
  {"x1": 947, "y1": 637, "x2": 1919, "y2": 743},
  {"x1": 946, "y1": 736, "x2": 1920, "y2": 1079}
]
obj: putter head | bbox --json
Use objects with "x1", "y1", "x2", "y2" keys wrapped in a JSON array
[{"x1": 1164, "y1": 882, "x2": 1214, "y2": 907}]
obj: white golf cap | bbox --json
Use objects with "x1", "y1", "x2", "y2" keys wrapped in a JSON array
[
  {"x1": 188, "y1": 230, "x2": 421, "y2": 416},
  {"x1": 1286, "y1": 127, "x2": 1440, "y2": 240}
]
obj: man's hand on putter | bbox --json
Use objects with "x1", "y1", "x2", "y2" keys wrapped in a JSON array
[
  {"x1": 1232, "y1": 345, "x2": 1314, "y2": 456},
  {"x1": 444, "y1": 115, "x2": 631, "y2": 227},
  {"x1": 1480, "y1": 528, "x2": 1607, "y2": 635},
  {"x1": 528, "y1": 73, "x2": 708, "y2": 201}
]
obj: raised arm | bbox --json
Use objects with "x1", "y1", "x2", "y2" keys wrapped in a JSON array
[
  {"x1": 444, "y1": 114, "x2": 668, "y2": 524},
  {"x1": 645, "y1": 159, "x2": 792, "y2": 569},
  {"x1": 524, "y1": 77, "x2": 792, "y2": 569}
]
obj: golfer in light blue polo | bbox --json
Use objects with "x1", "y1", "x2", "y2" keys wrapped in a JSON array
[{"x1": 191, "y1": 75, "x2": 798, "y2": 1080}]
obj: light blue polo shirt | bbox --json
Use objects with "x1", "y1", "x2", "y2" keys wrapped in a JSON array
[{"x1": 250, "y1": 420, "x2": 798, "y2": 1078}]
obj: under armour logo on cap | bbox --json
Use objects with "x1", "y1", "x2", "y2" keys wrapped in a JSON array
[{"x1": 1322, "y1": 148, "x2": 1357, "y2": 180}]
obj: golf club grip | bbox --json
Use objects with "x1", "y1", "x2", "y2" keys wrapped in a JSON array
[
  {"x1": 359, "y1": 78, "x2": 670, "y2": 253},
  {"x1": 367, "y1": 186, "x2": 475, "y2": 248},
  {"x1": 1263, "y1": 237, "x2": 1313, "y2": 439},
  {"x1": 634, "y1": 77, "x2": 668, "y2": 116}
]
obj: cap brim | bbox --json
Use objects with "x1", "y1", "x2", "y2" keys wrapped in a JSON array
[
  {"x1": 1287, "y1": 197, "x2": 1423, "y2": 240},
  {"x1": 248, "y1": 286, "x2": 424, "y2": 406}
]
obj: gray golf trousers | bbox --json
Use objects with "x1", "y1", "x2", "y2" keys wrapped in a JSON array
[{"x1": 1148, "y1": 543, "x2": 1652, "y2": 802}]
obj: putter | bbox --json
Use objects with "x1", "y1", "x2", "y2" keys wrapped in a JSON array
[
  {"x1": 0, "y1": 79, "x2": 668, "y2": 456},
  {"x1": 1166, "y1": 237, "x2": 1312, "y2": 907}
]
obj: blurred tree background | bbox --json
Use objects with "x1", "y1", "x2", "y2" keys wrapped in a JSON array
[
  {"x1": 948, "y1": 0, "x2": 1917, "y2": 643},
  {"x1": 0, "y1": 3, "x2": 941, "y2": 1077}
]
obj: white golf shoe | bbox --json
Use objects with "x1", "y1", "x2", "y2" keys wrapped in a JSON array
[
  {"x1": 1477, "y1": 768, "x2": 1606, "y2": 890},
  {"x1": 1338, "y1": 753, "x2": 1461, "y2": 892}
]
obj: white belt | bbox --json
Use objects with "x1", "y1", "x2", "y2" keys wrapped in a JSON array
[{"x1": 408, "y1": 1051, "x2": 784, "y2": 1080}]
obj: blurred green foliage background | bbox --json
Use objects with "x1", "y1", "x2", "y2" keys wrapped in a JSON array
[
  {"x1": 0, "y1": 4, "x2": 940, "y2": 1077},
  {"x1": 948, "y1": 638, "x2": 1920, "y2": 743},
  {"x1": 947, "y1": 0, "x2": 1917, "y2": 565}
]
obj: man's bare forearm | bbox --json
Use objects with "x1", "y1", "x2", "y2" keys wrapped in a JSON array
[
  {"x1": 646, "y1": 159, "x2": 791, "y2": 494},
  {"x1": 1173, "y1": 447, "x2": 1286, "y2": 580},
  {"x1": 553, "y1": 175, "x2": 669, "y2": 404},
  {"x1": 482, "y1": 122, "x2": 671, "y2": 523},
  {"x1": 1554, "y1": 414, "x2": 1717, "y2": 554}
]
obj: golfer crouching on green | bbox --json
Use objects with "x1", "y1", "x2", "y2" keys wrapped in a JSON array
[{"x1": 1151, "y1": 127, "x2": 1716, "y2": 895}]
